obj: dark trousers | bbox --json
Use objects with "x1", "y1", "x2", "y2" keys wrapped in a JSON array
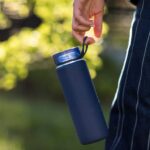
[{"x1": 105, "y1": 0, "x2": 150, "y2": 149}]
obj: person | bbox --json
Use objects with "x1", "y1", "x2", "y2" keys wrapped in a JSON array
[{"x1": 72, "y1": 0, "x2": 150, "y2": 150}]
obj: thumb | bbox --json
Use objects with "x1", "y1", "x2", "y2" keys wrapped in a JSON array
[{"x1": 94, "y1": 12, "x2": 103, "y2": 38}]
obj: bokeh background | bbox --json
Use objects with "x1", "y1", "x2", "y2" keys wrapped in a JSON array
[{"x1": 0, "y1": 0, "x2": 135, "y2": 149}]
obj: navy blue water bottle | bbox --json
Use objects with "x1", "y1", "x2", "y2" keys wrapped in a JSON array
[{"x1": 53, "y1": 37, "x2": 108, "y2": 144}]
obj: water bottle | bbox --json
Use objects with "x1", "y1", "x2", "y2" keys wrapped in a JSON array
[{"x1": 52, "y1": 37, "x2": 108, "y2": 144}]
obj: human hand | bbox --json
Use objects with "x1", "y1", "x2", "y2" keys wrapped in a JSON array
[{"x1": 72, "y1": 0, "x2": 105, "y2": 44}]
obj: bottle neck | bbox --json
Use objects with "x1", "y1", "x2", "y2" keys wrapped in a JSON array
[{"x1": 56, "y1": 59, "x2": 84, "y2": 69}]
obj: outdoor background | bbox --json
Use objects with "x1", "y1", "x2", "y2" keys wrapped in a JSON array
[{"x1": 0, "y1": 0, "x2": 135, "y2": 150}]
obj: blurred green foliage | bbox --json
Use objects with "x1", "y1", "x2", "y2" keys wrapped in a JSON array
[
  {"x1": 0, "y1": 0, "x2": 109, "y2": 90},
  {"x1": 0, "y1": 95, "x2": 109, "y2": 150}
]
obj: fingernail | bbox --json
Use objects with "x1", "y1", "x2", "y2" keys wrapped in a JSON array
[{"x1": 87, "y1": 37, "x2": 95, "y2": 45}]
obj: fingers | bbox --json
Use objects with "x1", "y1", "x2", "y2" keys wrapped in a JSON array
[
  {"x1": 72, "y1": 0, "x2": 102, "y2": 44},
  {"x1": 74, "y1": 13, "x2": 92, "y2": 27},
  {"x1": 72, "y1": 19, "x2": 91, "y2": 32},
  {"x1": 72, "y1": 30, "x2": 84, "y2": 44},
  {"x1": 94, "y1": 11, "x2": 103, "y2": 38},
  {"x1": 86, "y1": 37, "x2": 95, "y2": 45},
  {"x1": 72, "y1": 18, "x2": 93, "y2": 44},
  {"x1": 72, "y1": 30, "x2": 95, "y2": 45},
  {"x1": 73, "y1": 25, "x2": 90, "y2": 32},
  {"x1": 73, "y1": 1, "x2": 92, "y2": 27}
]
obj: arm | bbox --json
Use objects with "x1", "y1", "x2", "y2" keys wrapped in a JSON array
[{"x1": 72, "y1": 0, "x2": 105, "y2": 44}]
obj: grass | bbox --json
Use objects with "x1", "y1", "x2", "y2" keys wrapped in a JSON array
[{"x1": 0, "y1": 94, "x2": 110, "y2": 150}]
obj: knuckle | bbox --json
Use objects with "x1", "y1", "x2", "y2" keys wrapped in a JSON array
[
  {"x1": 74, "y1": 13, "x2": 81, "y2": 22},
  {"x1": 76, "y1": 16, "x2": 81, "y2": 22},
  {"x1": 74, "y1": 14, "x2": 78, "y2": 21},
  {"x1": 72, "y1": 24, "x2": 78, "y2": 31}
]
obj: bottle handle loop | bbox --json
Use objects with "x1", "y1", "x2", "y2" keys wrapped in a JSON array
[{"x1": 80, "y1": 36, "x2": 89, "y2": 58}]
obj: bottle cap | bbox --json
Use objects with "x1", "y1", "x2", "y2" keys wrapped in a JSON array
[{"x1": 53, "y1": 47, "x2": 81, "y2": 66}]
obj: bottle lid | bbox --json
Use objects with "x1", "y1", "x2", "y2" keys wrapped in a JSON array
[{"x1": 53, "y1": 47, "x2": 81, "y2": 66}]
